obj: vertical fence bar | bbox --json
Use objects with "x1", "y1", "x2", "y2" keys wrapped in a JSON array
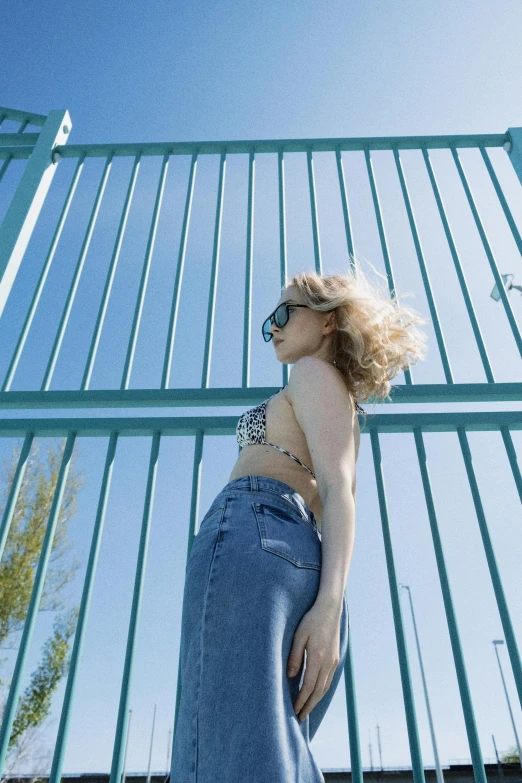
[
  {"x1": 0, "y1": 434, "x2": 34, "y2": 562},
  {"x1": 335, "y1": 147, "x2": 356, "y2": 271},
  {"x1": 0, "y1": 113, "x2": 28, "y2": 184},
  {"x1": 201, "y1": 150, "x2": 227, "y2": 389},
  {"x1": 306, "y1": 148, "x2": 322, "y2": 274},
  {"x1": 49, "y1": 432, "x2": 119, "y2": 783},
  {"x1": 500, "y1": 424, "x2": 522, "y2": 504},
  {"x1": 0, "y1": 154, "x2": 13, "y2": 185},
  {"x1": 370, "y1": 427, "x2": 426, "y2": 783},
  {"x1": 343, "y1": 622, "x2": 364, "y2": 783},
  {"x1": 278, "y1": 148, "x2": 290, "y2": 386},
  {"x1": 109, "y1": 431, "x2": 162, "y2": 783},
  {"x1": 82, "y1": 152, "x2": 142, "y2": 390},
  {"x1": 364, "y1": 148, "x2": 393, "y2": 288},
  {"x1": 393, "y1": 147, "x2": 452, "y2": 383},
  {"x1": 160, "y1": 152, "x2": 198, "y2": 391},
  {"x1": 16, "y1": 119, "x2": 32, "y2": 134},
  {"x1": 121, "y1": 151, "x2": 170, "y2": 390},
  {"x1": 0, "y1": 109, "x2": 71, "y2": 319},
  {"x1": 170, "y1": 430, "x2": 205, "y2": 771},
  {"x1": 364, "y1": 147, "x2": 413, "y2": 389},
  {"x1": 242, "y1": 149, "x2": 255, "y2": 389}
]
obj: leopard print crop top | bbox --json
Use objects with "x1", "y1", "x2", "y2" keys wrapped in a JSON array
[{"x1": 235, "y1": 384, "x2": 364, "y2": 479}]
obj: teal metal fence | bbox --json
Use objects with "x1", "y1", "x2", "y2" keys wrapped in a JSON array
[{"x1": 0, "y1": 104, "x2": 521, "y2": 782}]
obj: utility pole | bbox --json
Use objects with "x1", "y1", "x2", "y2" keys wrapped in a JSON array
[{"x1": 376, "y1": 720, "x2": 383, "y2": 771}]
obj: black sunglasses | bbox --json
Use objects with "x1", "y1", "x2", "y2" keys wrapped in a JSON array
[{"x1": 262, "y1": 303, "x2": 310, "y2": 342}]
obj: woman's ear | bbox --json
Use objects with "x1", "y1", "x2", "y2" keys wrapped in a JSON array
[{"x1": 325, "y1": 310, "x2": 336, "y2": 334}]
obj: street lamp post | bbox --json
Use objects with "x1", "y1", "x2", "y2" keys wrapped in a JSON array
[
  {"x1": 492, "y1": 733, "x2": 506, "y2": 783},
  {"x1": 121, "y1": 708, "x2": 132, "y2": 783},
  {"x1": 492, "y1": 640, "x2": 522, "y2": 769},
  {"x1": 166, "y1": 728, "x2": 172, "y2": 775},
  {"x1": 146, "y1": 703, "x2": 157, "y2": 783},
  {"x1": 399, "y1": 583, "x2": 445, "y2": 783}
]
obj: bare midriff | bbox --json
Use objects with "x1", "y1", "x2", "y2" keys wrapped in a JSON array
[{"x1": 228, "y1": 385, "x2": 360, "y2": 533}]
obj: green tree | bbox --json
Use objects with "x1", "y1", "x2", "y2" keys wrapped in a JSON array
[
  {"x1": 0, "y1": 439, "x2": 85, "y2": 774},
  {"x1": 501, "y1": 745, "x2": 520, "y2": 763}
]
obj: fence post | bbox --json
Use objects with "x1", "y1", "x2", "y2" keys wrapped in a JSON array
[
  {"x1": 0, "y1": 108, "x2": 71, "y2": 319},
  {"x1": 506, "y1": 127, "x2": 522, "y2": 188}
]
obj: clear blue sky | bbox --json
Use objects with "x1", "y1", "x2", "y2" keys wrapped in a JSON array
[{"x1": 1, "y1": 0, "x2": 522, "y2": 776}]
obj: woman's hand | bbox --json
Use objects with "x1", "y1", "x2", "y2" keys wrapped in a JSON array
[{"x1": 287, "y1": 598, "x2": 343, "y2": 721}]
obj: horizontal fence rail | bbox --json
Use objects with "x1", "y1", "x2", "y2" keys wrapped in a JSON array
[
  {"x1": 0, "y1": 408, "x2": 522, "y2": 436},
  {"x1": 0, "y1": 133, "x2": 512, "y2": 159},
  {"x1": 0, "y1": 381, "x2": 521, "y2": 410}
]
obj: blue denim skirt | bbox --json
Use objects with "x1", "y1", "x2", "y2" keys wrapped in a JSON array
[{"x1": 167, "y1": 474, "x2": 349, "y2": 782}]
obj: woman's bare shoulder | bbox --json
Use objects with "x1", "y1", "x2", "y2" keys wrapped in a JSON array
[{"x1": 285, "y1": 357, "x2": 359, "y2": 492}]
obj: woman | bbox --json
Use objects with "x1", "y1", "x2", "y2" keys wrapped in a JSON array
[{"x1": 168, "y1": 265, "x2": 429, "y2": 782}]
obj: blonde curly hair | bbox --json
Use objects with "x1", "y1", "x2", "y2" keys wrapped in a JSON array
[{"x1": 285, "y1": 257, "x2": 430, "y2": 420}]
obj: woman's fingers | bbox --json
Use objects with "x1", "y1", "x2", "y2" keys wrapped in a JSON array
[
  {"x1": 294, "y1": 659, "x2": 337, "y2": 720},
  {"x1": 293, "y1": 660, "x2": 319, "y2": 716}
]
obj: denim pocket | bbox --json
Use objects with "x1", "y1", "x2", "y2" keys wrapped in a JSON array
[
  {"x1": 198, "y1": 503, "x2": 226, "y2": 533},
  {"x1": 252, "y1": 501, "x2": 322, "y2": 570}
]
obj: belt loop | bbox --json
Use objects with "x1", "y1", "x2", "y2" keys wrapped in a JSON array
[{"x1": 250, "y1": 474, "x2": 258, "y2": 491}]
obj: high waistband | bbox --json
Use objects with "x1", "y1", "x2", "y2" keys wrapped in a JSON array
[{"x1": 217, "y1": 474, "x2": 318, "y2": 529}]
